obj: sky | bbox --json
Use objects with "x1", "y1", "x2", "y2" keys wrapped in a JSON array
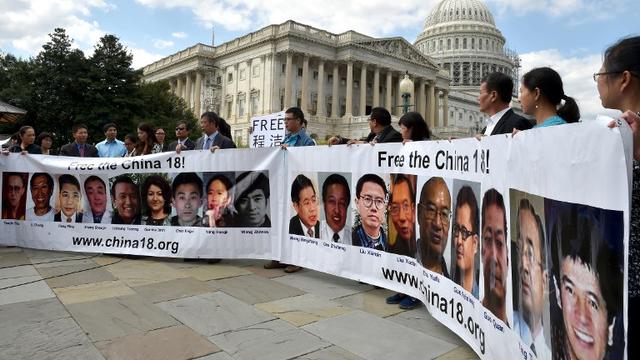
[{"x1": 0, "y1": 0, "x2": 638, "y2": 120}]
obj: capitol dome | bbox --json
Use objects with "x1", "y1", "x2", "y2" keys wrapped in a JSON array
[{"x1": 423, "y1": 0, "x2": 495, "y2": 28}]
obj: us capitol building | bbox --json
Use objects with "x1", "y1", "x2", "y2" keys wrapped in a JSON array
[{"x1": 142, "y1": 0, "x2": 520, "y2": 143}]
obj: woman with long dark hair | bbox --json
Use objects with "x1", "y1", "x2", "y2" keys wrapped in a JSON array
[
  {"x1": 141, "y1": 175, "x2": 172, "y2": 226},
  {"x1": 133, "y1": 123, "x2": 162, "y2": 156},
  {"x1": 519, "y1": 67, "x2": 580, "y2": 127},
  {"x1": 398, "y1": 112, "x2": 430, "y2": 142},
  {"x1": 9, "y1": 126, "x2": 41, "y2": 154}
]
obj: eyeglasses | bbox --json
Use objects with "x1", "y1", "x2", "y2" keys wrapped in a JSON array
[
  {"x1": 175, "y1": 127, "x2": 186, "y2": 131},
  {"x1": 388, "y1": 201, "x2": 413, "y2": 216},
  {"x1": 359, "y1": 195, "x2": 386, "y2": 209},
  {"x1": 452, "y1": 223, "x2": 474, "y2": 239},
  {"x1": 418, "y1": 203, "x2": 451, "y2": 225},
  {"x1": 593, "y1": 71, "x2": 623, "y2": 82}
]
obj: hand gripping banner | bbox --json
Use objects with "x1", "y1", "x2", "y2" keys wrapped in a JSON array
[{"x1": 0, "y1": 119, "x2": 631, "y2": 359}]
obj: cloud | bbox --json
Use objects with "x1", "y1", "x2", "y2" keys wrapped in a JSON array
[
  {"x1": 134, "y1": 0, "x2": 438, "y2": 37},
  {"x1": 0, "y1": 0, "x2": 110, "y2": 55},
  {"x1": 519, "y1": 49, "x2": 620, "y2": 121},
  {"x1": 127, "y1": 46, "x2": 164, "y2": 69},
  {"x1": 171, "y1": 31, "x2": 187, "y2": 38},
  {"x1": 487, "y1": 0, "x2": 623, "y2": 20},
  {"x1": 153, "y1": 39, "x2": 174, "y2": 49}
]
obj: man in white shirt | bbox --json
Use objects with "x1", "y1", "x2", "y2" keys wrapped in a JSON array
[
  {"x1": 478, "y1": 72, "x2": 532, "y2": 136},
  {"x1": 319, "y1": 173, "x2": 351, "y2": 245}
]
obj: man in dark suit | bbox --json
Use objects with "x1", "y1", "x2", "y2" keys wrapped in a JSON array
[
  {"x1": 328, "y1": 107, "x2": 402, "y2": 145},
  {"x1": 289, "y1": 174, "x2": 320, "y2": 238},
  {"x1": 196, "y1": 112, "x2": 236, "y2": 150},
  {"x1": 479, "y1": 72, "x2": 533, "y2": 136},
  {"x1": 59, "y1": 124, "x2": 99, "y2": 157},
  {"x1": 169, "y1": 120, "x2": 196, "y2": 152}
]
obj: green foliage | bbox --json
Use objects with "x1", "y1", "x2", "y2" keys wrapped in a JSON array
[{"x1": 0, "y1": 28, "x2": 195, "y2": 147}]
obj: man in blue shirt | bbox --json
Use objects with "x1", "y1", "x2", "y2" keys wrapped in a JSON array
[
  {"x1": 96, "y1": 123, "x2": 127, "y2": 158},
  {"x1": 282, "y1": 107, "x2": 315, "y2": 147}
]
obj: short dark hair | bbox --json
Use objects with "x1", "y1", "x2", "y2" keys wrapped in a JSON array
[
  {"x1": 398, "y1": 112, "x2": 430, "y2": 141},
  {"x1": 201, "y1": 111, "x2": 221, "y2": 127},
  {"x1": 286, "y1": 107, "x2": 306, "y2": 126},
  {"x1": 391, "y1": 174, "x2": 415, "y2": 204},
  {"x1": 481, "y1": 188, "x2": 507, "y2": 236},
  {"x1": 30, "y1": 173, "x2": 54, "y2": 190},
  {"x1": 142, "y1": 175, "x2": 172, "y2": 215},
  {"x1": 124, "y1": 133, "x2": 137, "y2": 143},
  {"x1": 217, "y1": 117, "x2": 232, "y2": 139},
  {"x1": 522, "y1": 67, "x2": 580, "y2": 123},
  {"x1": 482, "y1": 72, "x2": 513, "y2": 103},
  {"x1": 550, "y1": 206, "x2": 622, "y2": 325},
  {"x1": 516, "y1": 199, "x2": 546, "y2": 266},
  {"x1": 370, "y1": 107, "x2": 392, "y2": 127},
  {"x1": 171, "y1": 172, "x2": 203, "y2": 197},
  {"x1": 72, "y1": 123, "x2": 88, "y2": 134},
  {"x1": 322, "y1": 174, "x2": 350, "y2": 205},
  {"x1": 58, "y1": 174, "x2": 80, "y2": 191},
  {"x1": 291, "y1": 174, "x2": 314, "y2": 203},
  {"x1": 355, "y1": 173, "x2": 387, "y2": 198},
  {"x1": 455, "y1": 185, "x2": 478, "y2": 234},
  {"x1": 110, "y1": 175, "x2": 137, "y2": 198},
  {"x1": 603, "y1": 36, "x2": 640, "y2": 81},
  {"x1": 84, "y1": 176, "x2": 106, "y2": 191},
  {"x1": 103, "y1": 123, "x2": 117, "y2": 133},
  {"x1": 206, "y1": 174, "x2": 233, "y2": 195},
  {"x1": 176, "y1": 120, "x2": 191, "y2": 131},
  {"x1": 234, "y1": 171, "x2": 270, "y2": 208},
  {"x1": 36, "y1": 132, "x2": 53, "y2": 146}
]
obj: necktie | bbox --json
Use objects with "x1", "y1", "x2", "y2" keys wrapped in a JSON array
[
  {"x1": 66, "y1": 216, "x2": 72, "y2": 223},
  {"x1": 333, "y1": 233, "x2": 340, "y2": 242},
  {"x1": 204, "y1": 137, "x2": 212, "y2": 150},
  {"x1": 79, "y1": 145, "x2": 85, "y2": 157},
  {"x1": 307, "y1": 228, "x2": 314, "y2": 238},
  {"x1": 530, "y1": 343, "x2": 537, "y2": 356}
]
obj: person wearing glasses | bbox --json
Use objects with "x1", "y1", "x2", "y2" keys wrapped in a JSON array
[
  {"x1": 96, "y1": 123, "x2": 127, "y2": 158},
  {"x1": 452, "y1": 185, "x2": 479, "y2": 298},
  {"x1": 352, "y1": 174, "x2": 388, "y2": 251},
  {"x1": 386, "y1": 174, "x2": 420, "y2": 309},
  {"x1": 518, "y1": 67, "x2": 580, "y2": 128},
  {"x1": 481, "y1": 188, "x2": 510, "y2": 327},
  {"x1": 155, "y1": 127, "x2": 170, "y2": 152},
  {"x1": 170, "y1": 120, "x2": 196, "y2": 152},
  {"x1": 417, "y1": 177, "x2": 452, "y2": 278},
  {"x1": 512, "y1": 198, "x2": 550, "y2": 360},
  {"x1": 289, "y1": 174, "x2": 320, "y2": 238},
  {"x1": 281, "y1": 107, "x2": 315, "y2": 147}
]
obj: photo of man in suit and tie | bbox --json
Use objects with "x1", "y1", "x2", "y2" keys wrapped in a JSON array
[
  {"x1": 289, "y1": 174, "x2": 320, "y2": 239},
  {"x1": 54, "y1": 174, "x2": 83, "y2": 223},
  {"x1": 319, "y1": 173, "x2": 351, "y2": 245}
]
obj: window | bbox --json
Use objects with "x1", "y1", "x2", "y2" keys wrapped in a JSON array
[
  {"x1": 341, "y1": 77, "x2": 346, "y2": 86},
  {"x1": 281, "y1": 64, "x2": 286, "y2": 74},
  {"x1": 455, "y1": 38, "x2": 459, "y2": 49},
  {"x1": 463, "y1": 38, "x2": 467, "y2": 49},
  {"x1": 250, "y1": 92, "x2": 259, "y2": 114},
  {"x1": 479, "y1": 39, "x2": 482, "y2": 50},
  {"x1": 313, "y1": 71, "x2": 318, "y2": 80},
  {"x1": 328, "y1": 74, "x2": 333, "y2": 83},
  {"x1": 297, "y1": 67, "x2": 303, "y2": 77},
  {"x1": 354, "y1": 80, "x2": 359, "y2": 89},
  {"x1": 447, "y1": 39, "x2": 451, "y2": 50},
  {"x1": 252, "y1": 65, "x2": 260, "y2": 77},
  {"x1": 234, "y1": 130, "x2": 243, "y2": 146},
  {"x1": 227, "y1": 73, "x2": 233, "y2": 83},
  {"x1": 471, "y1": 38, "x2": 475, "y2": 49},
  {"x1": 239, "y1": 69, "x2": 246, "y2": 81},
  {"x1": 238, "y1": 96, "x2": 246, "y2": 117},
  {"x1": 226, "y1": 100, "x2": 232, "y2": 119},
  {"x1": 216, "y1": 76, "x2": 222, "y2": 85}
]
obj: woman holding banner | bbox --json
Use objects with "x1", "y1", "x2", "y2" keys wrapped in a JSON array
[
  {"x1": 518, "y1": 67, "x2": 580, "y2": 127},
  {"x1": 398, "y1": 112, "x2": 430, "y2": 142},
  {"x1": 133, "y1": 123, "x2": 162, "y2": 156},
  {"x1": 9, "y1": 126, "x2": 41, "y2": 154},
  {"x1": 600, "y1": 35, "x2": 640, "y2": 359}
]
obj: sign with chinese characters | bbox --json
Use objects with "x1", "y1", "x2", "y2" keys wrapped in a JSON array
[{"x1": 250, "y1": 111, "x2": 286, "y2": 148}]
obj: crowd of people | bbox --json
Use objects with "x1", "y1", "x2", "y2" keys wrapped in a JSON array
[{"x1": 1, "y1": 34, "x2": 638, "y2": 359}]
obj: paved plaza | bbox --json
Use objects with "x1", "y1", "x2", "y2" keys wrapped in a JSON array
[{"x1": 0, "y1": 247, "x2": 477, "y2": 360}]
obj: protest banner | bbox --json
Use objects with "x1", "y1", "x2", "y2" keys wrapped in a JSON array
[
  {"x1": 0, "y1": 119, "x2": 630, "y2": 359},
  {"x1": 249, "y1": 111, "x2": 285, "y2": 148}
]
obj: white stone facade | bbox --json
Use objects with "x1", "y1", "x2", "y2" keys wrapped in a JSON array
[{"x1": 142, "y1": 21, "x2": 451, "y2": 144}]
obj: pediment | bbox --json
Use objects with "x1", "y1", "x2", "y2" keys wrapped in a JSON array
[{"x1": 353, "y1": 38, "x2": 439, "y2": 69}]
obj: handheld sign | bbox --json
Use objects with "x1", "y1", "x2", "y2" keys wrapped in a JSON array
[{"x1": 250, "y1": 111, "x2": 286, "y2": 148}]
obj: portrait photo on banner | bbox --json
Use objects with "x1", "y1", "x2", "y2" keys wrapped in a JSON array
[
  {"x1": 52, "y1": 174, "x2": 84, "y2": 223},
  {"x1": 544, "y1": 198, "x2": 624, "y2": 360},
  {"x1": 450, "y1": 180, "x2": 481, "y2": 299},
  {"x1": 387, "y1": 174, "x2": 417, "y2": 258},
  {"x1": 509, "y1": 189, "x2": 551, "y2": 360},
  {"x1": 415, "y1": 175, "x2": 453, "y2": 279},
  {"x1": 26, "y1": 172, "x2": 57, "y2": 222},
  {"x1": 2, "y1": 172, "x2": 28, "y2": 220},
  {"x1": 318, "y1": 172, "x2": 352, "y2": 245},
  {"x1": 288, "y1": 172, "x2": 320, "y2": 239},
  {"x1": 202, "y1": 172, "x2": 236, "y2": 228},
  {"x1": 233, "y1": 170, "x2": 271, "y2": 228},
  {"x1": 80, "y1": 174, "x2": 112, "y2": 224},
  {"x1": 351, "y1": 173, "x2": 390, "y2": 252}
]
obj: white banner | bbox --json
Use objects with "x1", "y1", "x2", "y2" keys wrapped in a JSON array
[
  {"x1": 249, "y1": 111, "x2": 285, "y2": 148},
  {"x1": 0, "y1": 120, "x2": 630, "y2": 359}
]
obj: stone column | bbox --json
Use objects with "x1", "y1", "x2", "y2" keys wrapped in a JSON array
[
  {"x1": 345, "y1": 61, "x2": 353, "y2": 117},
  {"x1": 169, "y1": 79, "x2": 176, "y2": 94},
  {"x1": 359, "y1": 64, "x2": 367, "y2": 116},
  {"x1": 262, "y1": 55, "x2": 268, "y2": 113},
  {"x1": 385, "y1": 71, "x2": 392, "y2": 110},
  {"x1": 233, "y1": 63, "x2": 239, "y2": 117},
  {"x1": 427, "y1": 81, "x2": 435, "y2": 128},
  {"x1": 396, "y1": 74, "x2": 403, "y2": 116},
  {"x1": 434, "y1": 88, "x2": 440, "y2": 127},
  {"x1": 373, "y1": 66, "x2": 380, "y2": 107},
  {"x1": 284, "y1": 52, "x2": 293, "y2": 110},
  {"x1": 246, "y1": 60, "x2": 252, "y2": 118},
  {"x1": 301, "y1": 55, "x2": 309, "y2": 112},
  {"x1": 331, "y1": 63, "x2": 339, "y2": 118},
  {"x1": 176, "y1": 76, "x2": 184, "y2": 100},
  {"x1": 418, "y1": 79, "x2": 426, "y2": 120},
  {"x1": 316, "y1": 59, "x2": 325, "y2": 116},
  {"x1": 443, "y1": 90, "x2": 449, "y2": 127},
  {"x1": 194, "y1": 71, "x2": 203, "y2": 116},
  {"x1": 185, "y1": 72, "x2": 193, "y2": 109}
]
